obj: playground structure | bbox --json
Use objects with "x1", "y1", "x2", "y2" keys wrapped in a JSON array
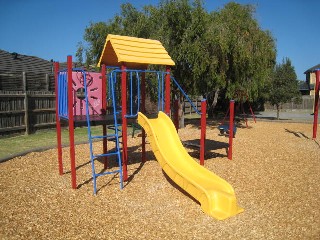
[
  {"x1": 54, "y1": 34, "x2": 242, "y2": 219},
  {"x1": 312, "y1": 69, "x2": 319, "y2": 139}
]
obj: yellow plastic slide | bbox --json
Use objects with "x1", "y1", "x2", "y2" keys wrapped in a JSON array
[{"x1": 137, "y1": 111, "x2": 243, "y2": 220}]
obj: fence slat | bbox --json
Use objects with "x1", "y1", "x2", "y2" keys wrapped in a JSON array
[
  {"x1": 264, "y1": 96, "x2": 315, "y2": 111},
  {"x1": 0, "y1": 91, "x2": 56, "y2": 135}
]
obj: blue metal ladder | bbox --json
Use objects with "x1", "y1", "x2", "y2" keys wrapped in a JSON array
[{"x1": 81, "y1": 69, "x2": 123, "y2": 194}]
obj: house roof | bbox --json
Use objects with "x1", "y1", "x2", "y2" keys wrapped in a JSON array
[
  {"x1": 0, "y1": 49, "x2": 53, "y2": 73},
  {"x1": 298, "y1": 80, "x2": 310, "y2": 91},
  {"x1": 304, "y1": 63, "x2": 320, "y2": 74},
  {"x1": 97, "y1": 34, "x2": 175, "y2": 69}
]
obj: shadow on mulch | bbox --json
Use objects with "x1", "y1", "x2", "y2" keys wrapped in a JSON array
[
  {"x1": 162, "y1": 169, "x2": 200, "y2": 206},
  {"x1": 184, "y1": 118, "x2": 220, "y2": 129},
  {"x1": 183, "y1": 138, "x2": 229, "y2": 160},
  {"x1": 73, "y1": 144, "x2": 157, "y2": 192},
  {"x1": 285, "y1": 128, "x2": 310, "y2": 139}
]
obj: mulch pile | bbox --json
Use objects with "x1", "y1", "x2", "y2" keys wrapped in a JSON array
[{"x1": 0, "y1": 119, "x2": 319, "y2": 239}]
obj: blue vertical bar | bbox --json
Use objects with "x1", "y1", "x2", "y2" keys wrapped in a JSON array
[
  {"x1": 136, "y1": 71, "x2": 140, "y2": 115},
  {"x1": 130, "y1": 71, "x2": 133, "y2": 115}
]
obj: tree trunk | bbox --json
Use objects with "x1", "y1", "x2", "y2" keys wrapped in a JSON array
[
  {"x1": 276, "y1": 104, "x2": 280, "y2": 120},
  {"x1": 178, "y1": 95, "x2": 185, "y2": 128},
  {"x1": 207, "y1": 88, "x2": 220, "y2": 118}
]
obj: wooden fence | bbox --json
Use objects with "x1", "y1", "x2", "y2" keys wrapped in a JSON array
[
  {"x1": 0, "y1": 70, "x2": 56, "y2": 135},
  {"x1": 0, "y1": 71, "x2": 55, "y2": 92},
  {"x1": 0, "y1": 91, "x2": 56, "y2": 135},
  {"x1": 264, "y1": 95, "x2": 315, "y2": 111},
  {"x1": 184, "y1": 97, "x2": 203, "y2": 115}
]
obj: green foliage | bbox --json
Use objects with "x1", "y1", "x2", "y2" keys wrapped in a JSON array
[
  {"x1": 83, "y1": 21, "x2": 111, "y2": 65},
  {"x1": 75, "y1": 41, "x2": 84, "y2": 66},
  {"x1": 208, "y1": 2, "x2": 276, "y2": 102},
  {"x1": 268, "y1": 58, "x2": 302, "y2": 109},
  {"x1": 77, "y1": 0, "x2": 277, "y2": 112}
]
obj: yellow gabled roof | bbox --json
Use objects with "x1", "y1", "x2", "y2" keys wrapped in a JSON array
[{"x1": 97, "y1": 34, "x2": 175, "y2": 69}]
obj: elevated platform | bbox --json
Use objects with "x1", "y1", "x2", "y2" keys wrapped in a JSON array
[
  {"x1": 59, "y1": 114, "x2": 120, "y2": 128},
  {"x1": 60, "y1": 114, "x2": 139, "y2": 128}
]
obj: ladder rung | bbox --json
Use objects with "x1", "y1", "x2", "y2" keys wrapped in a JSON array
[
  {"x1": 107, "y1": 134, "x2": 117, "y2": 138},
  {"x1": 93, "y1": 152, "x2": 120, "y2": 158},
  {"x1": 91, "y1": 135, "x2": 107, "y2": 139},
  {"x1": 90, "y1": 134, "x2": 121, "y2": 140},
  {"x1": 95, "y1": 170, "x2": 121, "y2": 177}
]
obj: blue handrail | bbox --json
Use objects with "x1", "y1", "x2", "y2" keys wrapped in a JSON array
[{"x1": 170, "y1": 76, "x2": 202, "y2": 115}]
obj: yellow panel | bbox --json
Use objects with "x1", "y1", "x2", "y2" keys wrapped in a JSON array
[
  {"x1": 112, "y1": 43, "x2": 168, "y2": 54},
  {"x1": 116, "y1": 49, "x2": 171, "y2": 58},
  {"x1": 137, "y1": 111, "x2": 244, "y2": 220},
  {"x1": 115, "y1": 54, "x2": 174, "y2": 66},
  {"x1": 97, "y1": 34, "x2": 175, "y2": 68},
  {"x1": 108, "y1": 34, "x2": 161, "y2": 45}
]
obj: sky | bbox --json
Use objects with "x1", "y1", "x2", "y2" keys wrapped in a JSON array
[{"x1": 0, "y1": 0, "x2": 319, "y2": 80}]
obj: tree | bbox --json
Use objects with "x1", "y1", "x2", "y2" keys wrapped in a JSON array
[
  {"x1": 268, "y1": 58, "x2": 302, "y2": 119},
  {"x1": 78, "y1": 1, "x2": 277, "y2": 119},
  {"x1": 204, "y1": 2, "x2": 276, "y2": 116},
  {"x1": 81, "y1": 3, "x2": 156, "y2": 65},
  {"x1": 75, "y1": 42, "x2": 84, "y2": 67}
]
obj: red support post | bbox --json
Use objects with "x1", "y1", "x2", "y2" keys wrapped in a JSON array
[
  {"x1": 174, "y1": 99, "x2": 179, "y2": 131},
  {"x1": 241, "y1": 103, "x2": 248, "y2": 128},
  {"x1": 141, "y1": 71, "x2": 146, "y2": 163},
  {"x1": 200, "y1": 99, "x2": 207, "y2": 166},
  {"x1": 313, "y1": 70, "x2": 319, "y2": 139},
  {"x1": 249, "y1": 104, "x2": 256, "y2": 123},
  {"x1": 67, "y1": 56, "x2": 77, "y2": 189},
  {"x1": 54, "y1": 62, "x2": 63, "y2": 175},
  {"x1": 121, "y1": 64, "x2": 128, "y2": 181},
  {"x1": 228, "y1": 100, "x2": 235, "y2": 160},
  {"x1": 165, "y1": 66, "x2": 171, "y2": 115},
  {"x1": 101, "y1": 64, "x2": 108, "y2": 168}
]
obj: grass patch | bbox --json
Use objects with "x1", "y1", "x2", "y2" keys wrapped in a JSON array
[
  {"x1": 0, "y1": 115, "x2": 212, "y2": 160},
  {"x1": 0, "y1": 125, "x2": 132, "y2": 160}
]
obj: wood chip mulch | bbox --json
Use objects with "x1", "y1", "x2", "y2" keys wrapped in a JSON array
[{"x1": 0, "y1": 120, "x2": 319, "y2": 239}]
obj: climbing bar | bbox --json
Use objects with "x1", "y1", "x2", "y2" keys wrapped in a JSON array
[
  {"x1": 93, "y1": 152, "x2": 120, "y2": 159},
  {"x1": 170, "y1": 76, "x2": 201, "y2": 115}
]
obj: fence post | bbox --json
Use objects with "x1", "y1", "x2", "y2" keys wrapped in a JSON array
[{"x1": 23, "y1": 72, "x2": 30, "y2": 135}]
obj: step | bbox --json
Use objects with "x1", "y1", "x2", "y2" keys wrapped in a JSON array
[
  {"x1": 93, "y1": 151, "x2": 120, "y2": 159},
  {"x1": 94, "y1": 169, "x2": 121, "y2": 178}
]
